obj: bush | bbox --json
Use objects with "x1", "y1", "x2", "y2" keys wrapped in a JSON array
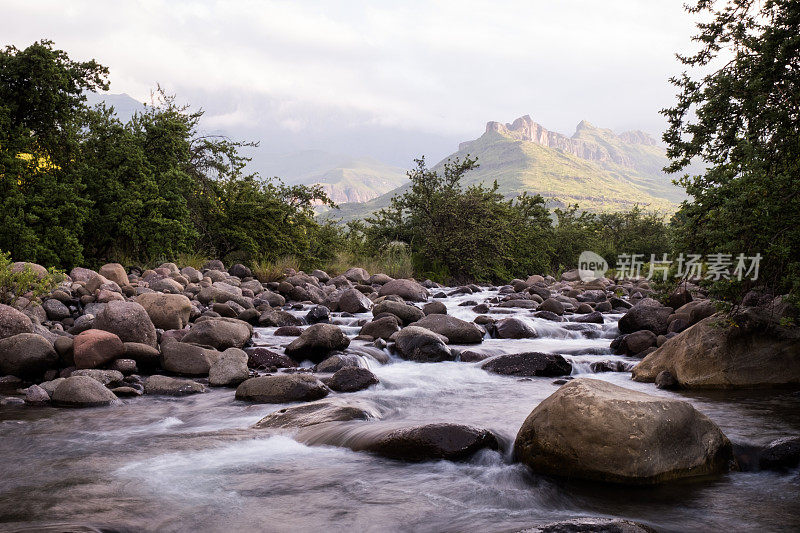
[{"x1": 0, "y1": 251, "x2": 64, "y2": 305}]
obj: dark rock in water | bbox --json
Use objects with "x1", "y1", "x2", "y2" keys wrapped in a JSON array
[
  {"x1": 655, "y1": 370, "x2": 679, "y2": 390},
  {"x1": 360, "y1": 316, "x2": 401, "y2": 340},
  {"x1": 590, "y1": 360, "x2": 632, "y2": 373},
  {"x1": 181, "y1": 317, "x2": 252, "y2": 350},
  {"x1": 482, "y1": 352, "x2": 571, "y2": 377},
  {"x1": 498, "y1": 299, "x2": 538, "y2": 309},
  {"x1": 327, "y1": 367, "x2": 379, "y2": 392},
  {"x1": 533, "y1": 310, "x2": 562, "y2": 322},
  {"x1": 235, "y1": 374, "x2": 329, "y2": 403},
  {"x1": 355, "y1": 423, "x2": 499, "y2": 461},
  {"x1": 245, "y1": 347, "x2": 297, "y2": 369},
  {"x1": 433, "y1": 292, "x2": 447, "y2": 299},
  {"x1": 378, "y1": 278, "x2": 429, "y2": 302},
  {"x1": 618, "y1": 299, "x2": 673, "y2": 335},
  {"x1": 259, "y1": 310, "x2": 304, "y2": 327},
  {"x1": 25, "y1": 384, "x2": 50, "y2": 404},
  {"x1": 422, "y1": 301, "x2": 447, "y2": 315},
  {"x1": 514, "y1": 378, "x2": 734, "y2": 484},
  {"x1": 521, "y1": 517, "x2": 657, "y2": 533},
  {"x1": 572, "y1": 311, "x2": 604, "y2": 324},
  {"x1": 539, "y1": 298, "x2": 565, "y2": 315},
  {"x1": 305, "y1": 305, "x2": 330, "y2": 324},
  {"x1": 274, "y1": 326, "x2": 302, "y2": 337},
  {"x1": 409, "y1": 314, "x2": 484, "y2": 344},
  {"x1": 551, "y1": 378, "x2": 572, "y2": 385},
  {"x1": 622, "y1": 330, "x2": 657, "y2": 356},
  {"x1": 161, "y1": 342, "x2": 222, "y2": 376},
  {"x1": 372, "y1": 300, "x2": 424, "y2": 325},
  {"x1": 759, "y1": 436, "x2": 800, "y2": 470},
  {"x1": 458, "y1": 300, "x2": 478, "y2": 307},
  {"x1": 338, "y1": 289, "x2": 373, "y2": 314},
  {"x1": 609, "y1": 297, "x2": 633, "y2": 310},
  {"x1": 494, "y1": 317, "x2": 537, "y2": 339},
  {"x1": 393, "y1": 326, "x2": 452, "y2": 363},
  {"x1": 254, "y1": 398, "x2": 383, "y2": 429},
  {"x1": 595, "y1": 301, "x2": 613, "y2": 313},
  {"x1": 208, "y1": 348, "x2": 249, "y2": 387},
  {"x1": 144, "y1": 375, "x2": 207, "y2": 396},
  {"x1": 285, "y1": 323, "x2": 350, "y2": 363},
  {"x1": 459, "y1": 350, "x2": 494, "y2": 362},
  {"x1": 472, "y1": 303, "x2": 490, "y2": 314},
  {"x1": 315, "y1": 353, "x2": 362, "y2": 373},
  {"x1": 610, "y1": 334, "x2": 627, "y2": 354},
  {"x1": 52, "y1": 375, "x2": 120, "y2": 407}
]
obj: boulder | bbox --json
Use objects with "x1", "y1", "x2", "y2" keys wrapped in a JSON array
[
  {"x1": 135, "y1": 293, "x2": 193, "y2": 330},
  {"x1": 197, "y1": 283, "x2": 242, "y2": 305},
  {"x1": 71, "y1": 369, "x2": 124, "y2": 386},
  {"x1": 254, "y1": 398, "x2": 382, "y2": 429},
  {"x1": 305, "y1": 305, "x2": 330, "y2": 324},
  {"x1": 494, "y1": 317, "x2": 537, "y2": 339},
  {"x1": 522, "y1": 518, "x2": 657, "y2": 533},
  {"x1": 259, "y1": 310, "x2": 304, "y2": 327},
  {"x1": 51, "y1": 375, "x2": 120, "y2": 407},
  {"x1": 315, "y1": 353, "x2": 362, "y2": 373},
  {"x1": 354, "y1": 423, "x2": 499, "y2": 461},
  {"x1": 482, "y1": 352, "x2": 571, "y2": 377},
  {"x1": 360, "y1": 316, "x2": 401, "y2": 340},
  {"x1": 208, "y1": 347, "x2": 249, "y2": 386},
  {"x1": 632, "y1": 316, "x2": 800, "y2": 388},
  {"x1": 618, "y1": 299, "x2": 673, "y2": 335},
  {"x1": 235, "y1": 374, "x2": 330, "y2": 403},
  {"x1": 245, "y1": 347, "x2": 297, "y2": 369},
  {"x1": 393, "y1": 326, "x2": 452, "y2": 362},
  {"x1": 0, "y1": 333, "x2": 58, "y2": 378},
  {"x1": 229, "y1": 263, "x2": 252, "y2": 278},
  {"x1": 0, "y1": 304, "x2": 34, "y2": 340},
  {"x1": 409, "y1": 314, "x2": 483, "y2": 344},
  {"x1": 181, "y1": 318, "x2": 252, "y2": 350},
  {"x1": 123, "y1": 342, "x2": 161, "y2": 367},
  {"x1": 25, "y1": 384, "x2": 50, "y2": 404},
  {"x1": 326, "y1": 367, "x2": 379, "y2": 392},
  {"x1": 343, "y1": 267, "x2": 370, "y2": 284},
  {"x1": 378, "y1": 279, "x2": 429, "y2": 302},
  {"x1": 94, "y1": 301, "x2": 157, "y2": 347},
  {"x1": 514, "y1": 378, "x2": 734, "y2": 484},
  {"x1": 161, "y1": 342, "x2": 222, "y2": 376},
  {"x1": 68, "y1": 267, "x2": 98, "y2": 282},
  {"x1": 572, "y1": 311, "x2": 604, "y2": 324},
  {"x1": 144, "y1": 375, "x2": 207, "y2": 396},
  {"x1": 338, "y1": 289, "x2": 373, "y2": 314},
  {"x1": 148, "y1": 277, "x2": 184, "y2": 294},
  {"x1": 284, "y1": 323, "x2": 350, "y2": 363},
  {"x1": 539, "y1": 298, "x2": 565, "y2": 315},
  {"x1": 422, "y1": 301, "x2": 447, "y2": 315},
  {"x1": 623, "y1": 330, "x2": 657, "y2": 356},
  {"x1": 759, "y1": 436, "x2": 800, "y2": 470},
  {"x1": 73, "y1": 329, "x2": 124, "y2": 369},
  {"x1": 98, "y1": 263, "x2": 129, "y2": 286},
  {"x1": 42, "y1": 299, "x2": 70, "y2": 321},
  {"x1": 372, "y1": 300, "x2": 424, "y2": 325}
]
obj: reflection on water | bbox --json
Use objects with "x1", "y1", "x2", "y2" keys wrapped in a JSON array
[{"x1": 1, "y1": 289, "x2": 799, "y2": 532}]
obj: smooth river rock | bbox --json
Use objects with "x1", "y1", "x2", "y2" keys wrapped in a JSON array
[{"x1": 235, "y1": 374, "x2": 330, "y2": 403}]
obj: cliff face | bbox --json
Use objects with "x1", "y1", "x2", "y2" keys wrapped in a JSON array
[{"x1": 461, "y1": 115, "x2": 660, "y2": 169}]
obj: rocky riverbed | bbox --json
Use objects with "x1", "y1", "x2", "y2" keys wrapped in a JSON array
[{"x1": 1, "y1": 261, "x2": 799, "y2": 532}]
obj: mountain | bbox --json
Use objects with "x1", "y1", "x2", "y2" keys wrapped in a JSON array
[
  {"x1": 84, "y1": 92, "x2": 147, "y2": 121},
  {"x1": 260, "y1": 150, "x2": 408, "y2": 204},
  {"x1": 331, "y1": 115, "x2": 689, "y2": 221}
]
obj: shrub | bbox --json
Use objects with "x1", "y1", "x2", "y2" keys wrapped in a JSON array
[{"x1": 0, "y1": 251, "x2": 64, "y2": 305}]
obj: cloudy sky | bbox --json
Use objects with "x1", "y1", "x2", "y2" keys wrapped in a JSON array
[{"x1": 2, "y1": 0, "x2": 699, "y2": 168}]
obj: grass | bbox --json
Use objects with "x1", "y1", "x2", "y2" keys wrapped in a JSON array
[
  {"x1": 322, "y1": 242, "x2": 415, "y2": 280},
  {"x1": 251, "y1": 256, "x2": 302, "y2": 283}
]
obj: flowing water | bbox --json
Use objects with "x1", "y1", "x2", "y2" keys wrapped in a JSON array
[{"x1": 1, "y1": 289, "x2": 799, "y2": 532}]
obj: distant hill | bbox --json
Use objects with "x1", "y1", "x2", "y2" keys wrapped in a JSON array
[
  {"x1": 84, "y1": 92, "x2": 146, "y2": 121},
  {"x1": 332, "y1": 115, "x2": 690, "y2": 221}
]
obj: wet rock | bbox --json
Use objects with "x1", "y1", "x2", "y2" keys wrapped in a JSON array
[
  {"x1": 0, "y1": 304, "x2": 34, "y2": 340},
  {"x1": 459, "y1": 350, "x2": 494, "y2": 362},
  {"x1": 409, "y1": 314, "x2": 484, "y2": 344},
  {"x1": 25, "y1": 384, "x2": 50, "y2": 404},
  {"x1": 39, "y1": 377, "x2": 65, "y2": 397},
  {"x1": 623, "y1": 330, "x2": 657, "y2": 356},
  {"x1": 759, "y1": 436, "x2": 800, "y2": 470},
  {"x1": 422, "y1": 301, "x2": 447, "y2": 316},
  {"x1": 572, "y1": 311, "x2": 604, "y2": 324},
  {"x1": 235, "y1": 374, "x2": 329, "y2": 403},
  {"x1": 378, "y1": 278, "x2": 429, "y2": 302},
  {"x1": 111, "y1": 386, "x2": 142, "y2": 397},
  {"x1": 589, "y1": 360, "x2": 632, "y2": 373},
  {"x1": 209, "y1": 347, "x2": 249, "y2": 386},
  {"x1": 73, "y1": 329, "x2": 124, "y2": 369},
  {"x1": 94, "y1": 301, "x2": 157, "y2": 347},
  {"x1": 285, "y1": 323, "x2": 350, "y2": 364},
  {"x1": 71, "y1": 369, "x2": 124, "y2": 386},
  {"x1": 0, "y1": 333, "x2": 58, "y2": 379},
  {"x1": 372, "y1": 300, "x2": 424, "y2": 325},
  {"x1": 533, "y1": 311, "x2": 562, "y2": 322},
  {"x1": 494, "y1": 317, "x2": 537, "y2": 339},
  {"x1": 315, "y1": 353, "x2": 362, "y2": 373},
  {"x1": 305, "y1": 305, "x2": 330, "y2": 324},
  {"x1": 197, "y1": 282, "x2": 243, "y2": 305},
  {"x1": 521, "y1": 517, "x2": 657, "y2": 533},
  {"x1": 182, "y1": 318, "x2": 252, "y2": 350},
  {"x1": 355, "y1": 423, "x2": 499, "y2": 461},
  {"x1": 123, "y1": 342, "x2": 160, "y2": 368},
  {"x1": 144, "y1": 375, "x2": 207, "y2": 396},
  {"x1": 259, "y1": 310, "x2": 304, "y2": 327},
  {"x1": 42, "y1": 299, "x2": 70, "y2": 321},
  {"x1": 514, "y1": 378, "x2": 734, "y2": 484},
  {"x1": 326, "y1": 367, "x2": 379, "y2": 392},
  {"x1": 539, "y1": 298, "x2": 565, "y2": 315},
  {"x1": 135, "y1": 293, "x2": 192, "y2": 330},
  {"x1": 52, "y1": 375, "x2": 120, "y2": 407},
  {"x1": 482, "y1": 352, "x2": 571, "y2": 377},
  {"x1": 393, "y1": 326, "x2": 452, "y2": 362},
  {"x1": 161, "y1": 342, "x2": 222, "y2": 376},
  {"x1": 618, "y1": 299, "x2": 673, "y2": 335},
  {"x1": 108, "y1": 358, "x2": 137, "y2": 375},
  {"x1": 360, "y1": 316, "x2": 401, "y2": 340},
  {"x1": 655, "y1": 370, "x2": 679, "y2": 390},
  {"x1": 338, "y1": 289, "x2": 373, "y2": 314},
  {"x1": 245, "y1": 347, "x2": 297, "y2": 369},
  {"x1": 255, "y1": 398, "x2": 382, "y2": 428}
]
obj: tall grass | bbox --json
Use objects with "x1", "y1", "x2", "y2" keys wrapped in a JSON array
[
  {"x1": 323, "y1": 242, "x2": 415, "y2": 279},
  {"x1": 251, "y1": 256, "x2": 302, "y2": 283}
]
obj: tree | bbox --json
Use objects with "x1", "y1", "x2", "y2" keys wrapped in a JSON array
[{"x1": 663, "y1": 0, "x2": 800, "y2": 300}]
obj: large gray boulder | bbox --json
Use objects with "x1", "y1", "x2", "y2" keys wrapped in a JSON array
[
  {"x1": 161, "y1": 342, "x2": 223, "y2": 376},
  {"x1": 73, "y1": 329, "x2": 124, "y2": 369},
  {"x1": 208, "y1": 347, "x2": 249, "y2": 386},
  {"x1": 52, "y1": 375, "x2": 120, "y2": 407},
  {"x1": 144, "y1": 375, "x2": 207, "y2": 396},
  {"x1": 632, "y1": 316, "x2": 800, "y2": 388},
  {"x1": 0, "y1": 304, "x2": 34, "y2": 340},
  {"x1": 372, "y1": 300, "x2": 424, "y2": 325},
  {"x1": 338, "y1": 288, "x2": 373, "y2": 314},
  {"x1": 514, "y1": 378, "x2": 734, "y2": 484},
  {"x1": 235, "y1": 374, "x2": 330, "y2": 403},
  {"x1": 94, "y1": 301, "x2": 157, "y2": 347},
  {"x1": 494, "y1": 317, "x2": 537, "y2": 339},
  {"x1": 284, "y1": 323, "x2": 350, "y2": 363},
  {"x1": 482, "y1": 352, "x2": 571, "y2": 377},
  {"x1": 409, "y1": 314, "x2": 483, "y2": 344},
  {"x1": 197, "y1": 282, "x2": 242, "y2": 305},
  {"x1": 393, "y1": 326, "x2": 452, "y2": 362},
  {"x1": 618, "y1": 299, "x2": 673, "y2": 335},
  {"x1": 135, "y1": 293, "x2": 192, "y2": 330},
  {"x1": 254, "y1": 398, "x2": 382, "y2": 429},
  {"x1": 360, "y1": 316, "x2": 401, "y2": 340},
  {"x1": 378, "y1": 279, "x2": 429, "y2": 302},
  {"x1": 181, "y1": 318, "x2": 252, "y2": 350},
  {"x1": 326, "y1": 367, "x2": 379, "y2": 392},
  {"x1": 0, "y1": 333, "x2": 58, "y2": 378}
]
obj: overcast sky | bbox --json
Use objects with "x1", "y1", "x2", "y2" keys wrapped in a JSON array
[{"x1": 2, "y1": 0, "x2": 699, "y2": 167}]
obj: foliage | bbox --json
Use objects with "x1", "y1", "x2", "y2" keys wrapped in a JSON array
[
  {"x1": 251, "y1": 256, "x2": 301, "y2": 283},
  {"x1": 0, "y1": 251, "x2": 64, "y2": 306},
  {"x1": 663, "y1": 0, "x2": 800, "y2": 303}
]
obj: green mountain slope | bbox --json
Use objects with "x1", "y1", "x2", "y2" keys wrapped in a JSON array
[{"x1": 331, "y1": 116, "x2": 688, "y2": 221}]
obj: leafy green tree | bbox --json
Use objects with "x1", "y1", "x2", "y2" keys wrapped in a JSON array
[
  {"x1": 663, "y1": 0, "x2": 800, "y2": 300},
  {"x1": 0, "y1": 40, "x2": 108, "y2": 267}
]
